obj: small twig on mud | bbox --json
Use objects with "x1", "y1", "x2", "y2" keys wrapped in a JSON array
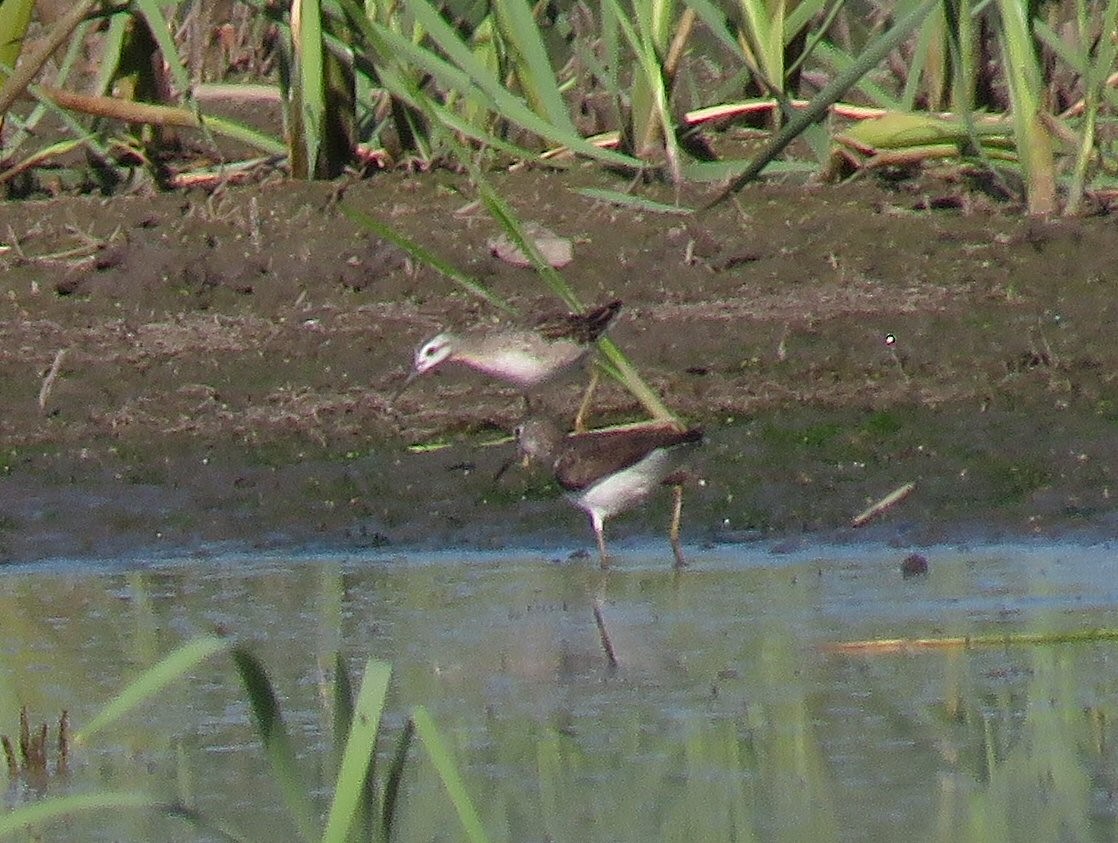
[
  {"x1": 38, "y1": 349, "x2": 67, "y2": 413},
  {"x1": 851, "y1": 481, "x2": 916, "y2": 527},
  {"x1": 592, "y1": 598, "x2": 620, "y2": 670},
  {"x1": 249, "y1": 196, "x2": 261, "y2": 251},
  {"x1": 5, "y1": 226, "x2": 25, "y2": 260}
]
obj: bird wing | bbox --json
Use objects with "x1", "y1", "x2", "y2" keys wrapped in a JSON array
[
  {"x1": 535, "y1": 300, "x2": 622, "y2": 344},
  {"x1": 554, "y1": 426, "x2": 702, "y2": 491}
]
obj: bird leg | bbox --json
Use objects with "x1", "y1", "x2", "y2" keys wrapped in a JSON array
[
  {"x1": 593, "y1": 518, "x2": 611, "y2": 569},
  {"x1": 572, "y1": 368, "x2": 600, "y2": 434},
  {"x1": 669, "y1": 483, "x2": 687, "y2": 568}
]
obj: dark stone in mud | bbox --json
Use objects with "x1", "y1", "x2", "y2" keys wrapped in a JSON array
[{"x1": 901, "y1": 553, "x2": 929, "y2": 578}]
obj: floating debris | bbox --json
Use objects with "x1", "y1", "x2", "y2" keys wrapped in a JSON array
[
  {"x1": 822, "y1": 628, "x2": 1118, "y2": 655},
  {"x1": 851, "y1": 481, "x2": 916, "y2": 527}
]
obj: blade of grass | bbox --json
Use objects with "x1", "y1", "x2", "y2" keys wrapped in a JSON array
[
  {"x1": 0, "y1": 0, "x2": 100, "y2": 116},
  {"x1": 291, "y1": 0, "x2": 326, "y2": 177},
  {"x1": 375, "y1": 0, "x2": 640, "y2": 169},
  {"x1": 0, "y1": 16, "x2": 93, "y2": 156},
  {"x1": 328, "y1": 655, "x2": 375, "y2": 842},
  {"x1": 76, "y1": 635, "x2": 229, "y2": 743},
  {"x1": 706, "y1": 0, "x2": 941, "y2": 206},
  {"x1": 321, "y1": 658, "x2": 392, "y2": 843},
  {"x1": 91, "y1": 9, "x2": 129, "y2": 98},
  {"x1": 338, "y1": 204, "x2": 514, "y2": 313},
  {"x1": 411, "y1": 705, "x2": 489, "y2": 843},
  {"x1": 0, "y1": 136, "x2": 90, "y2": 186},
  {"x1": 38, "y1": 85, "x2": 287, "y2": 155},
  {"x1": 575, "y1": 187, "x2": 694, "y2": 214},
  {"x1": 133, "y1": 0, "x2": 194, "y2": 106},
  {"x1": 468, "y1": 156, "x2": 680, "y2": 424},
  {"x1": 379, "y1": 716, "x2": 415, "y2": 842},
  {"x1": 603, "y1": 0, "x2": 683, "y2": 179},
  {"x1": 491, "y1": 0, "x2": 579, "y2": 132},
  {"x1": 994, "y1": 0, "x2": 1057, "y2": 215},
  {"x1": 0, "y1": 0, "x2": 33, "y2": 91},
  {"x1": 0, "y1": 792, "x2": 162, "y2": 837},
  {"x1": 232, "y1": 647, "x2": 318, "y2": 843}
]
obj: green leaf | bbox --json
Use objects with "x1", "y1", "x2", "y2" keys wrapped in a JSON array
[
  {"x1": 375, "y1": 1, "x2": 640, "y2": 168},
  {"x1": 491, "y1": 0, "x2": 577, "y2": 131},
  {"x1": 77, "y1": 635, "x2": 229, "y2": 743},
  {"x1": 133, "y1": 0, "x2": 194, "y2": 107},
  {"x1": 412, "y1": 706, "x2": 489, "y2": 843},
  {"x1": 0, "y1": 0, "x2": 33, "y2": 88},
  {"x1": 338, "y1": 204, "x2": 514, "y2": 314},
  {"x1": 575, "y1": 187, "x2": 694, "y2": 214},
  {"x1": 0, "y1": 792, "x2": 161, "y2": 837},
  {"x1": 294, "y1": 0, "x2": 327, "y2": 177},
  {"x1": 232, "y1": 647, "x2": 318, "y2": 843},
  {"x1": 708, "y1": 0, "x2": 942, "y2": 203},
  {"x1": 321, "y1": 659, "x2": 392, "y2": 843}
]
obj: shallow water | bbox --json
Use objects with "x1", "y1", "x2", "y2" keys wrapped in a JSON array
[{"x1": 2, "y1": 541, "x2": 1117, "y2": 841}]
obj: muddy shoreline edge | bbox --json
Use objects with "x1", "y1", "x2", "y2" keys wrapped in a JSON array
[{"x1": 0, "y1": 174, "x2": 1115, "y2": 563}]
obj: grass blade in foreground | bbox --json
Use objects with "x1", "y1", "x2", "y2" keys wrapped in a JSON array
[
  {"x1": 338, "y1": 204, "x2": 514, "y2": 314},
  {"x1": 232, "y1": 647, "x2": 318, "y2": 843},
  {"x1": 76, "y1": 635, "x2": 229, "y2": 743},
  {"x1": 411, "y1": 705, "x2": 489, "y2": 843},
  {"x1": 576, "y1": 187, "x2": 694, "y2": 215},
  {"x1": 320, "y1": 658, "x2": 392, "y2": 843},
  {"x1": 0, "y1": 792, "x2": 163, "y2": 837}
]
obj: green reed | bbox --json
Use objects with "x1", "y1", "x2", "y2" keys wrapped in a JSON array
[
  {"x1": 0, "y1": 634, "x2": 485, "y2": 843},
  {"x1": 2, "y1": 0, "x2": 1118, "y2": 212}
]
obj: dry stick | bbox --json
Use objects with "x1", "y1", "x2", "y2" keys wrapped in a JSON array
[
  {"x1": 38, "y1": 349, "x2": 66, "y2": 413},
  {"x1": 823, "y1": 627, "x2": 1118, "y2": 655},
  {"x1": 0, "y1": 0, "x2": 102, "y2": 116},
  {"x1": 40, "y1": 86, "x2": 205, "y2": 128},
  {"x1": 592, "y1": 599, "x2": 619, "y2": 669},
  {"x1": 851, "y1": 482, "x2": 916, "y2": 528}
]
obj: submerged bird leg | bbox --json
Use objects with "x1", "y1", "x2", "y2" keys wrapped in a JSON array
[
  {"x1": 669, "y1": 483, "x2": 687, "y2": 569},
  {"x1": 572, "y1": 368, "x2": 600, "y2": 434}
]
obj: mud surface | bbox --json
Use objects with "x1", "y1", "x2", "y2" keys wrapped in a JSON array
[{"x1": 0, "y1": 170, "x2": 1116, "y2": 561}]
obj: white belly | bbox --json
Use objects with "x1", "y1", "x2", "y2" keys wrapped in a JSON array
[{"x1": 570, "y1": 449, "x2": 672, "y2": 522}]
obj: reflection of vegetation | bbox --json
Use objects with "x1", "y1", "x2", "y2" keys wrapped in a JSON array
[
  {"x1": 0, "y1": 707, "x2": 68, "y2": 784},
  {"x1": 0, "y1": 561, "x2": 1116, "y2": 839}
]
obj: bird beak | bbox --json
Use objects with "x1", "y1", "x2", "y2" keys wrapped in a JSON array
[
  {"x1": 392, "y1": 369, "x2": 420, "y2": 402},
  {"x1": 493, "y1": 454, "x2": 516, "y2": 482}
]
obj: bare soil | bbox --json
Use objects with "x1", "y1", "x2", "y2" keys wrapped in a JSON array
[{"x1": 0, "y1": 168, "x2": 1116, "y2": 562}]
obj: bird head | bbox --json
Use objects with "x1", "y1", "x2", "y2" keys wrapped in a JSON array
[{"x1": 412, "y1": 332, "x2": 457, "y2": 375}]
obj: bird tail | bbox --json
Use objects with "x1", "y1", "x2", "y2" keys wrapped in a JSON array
[{"x1": 579, "y1": 299, "x2": 623, "y2": 342}]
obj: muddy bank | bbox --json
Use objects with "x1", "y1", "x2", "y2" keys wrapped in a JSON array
[{"x1": 0, "y1": 171, "x2": 1115, "y2": 561}]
